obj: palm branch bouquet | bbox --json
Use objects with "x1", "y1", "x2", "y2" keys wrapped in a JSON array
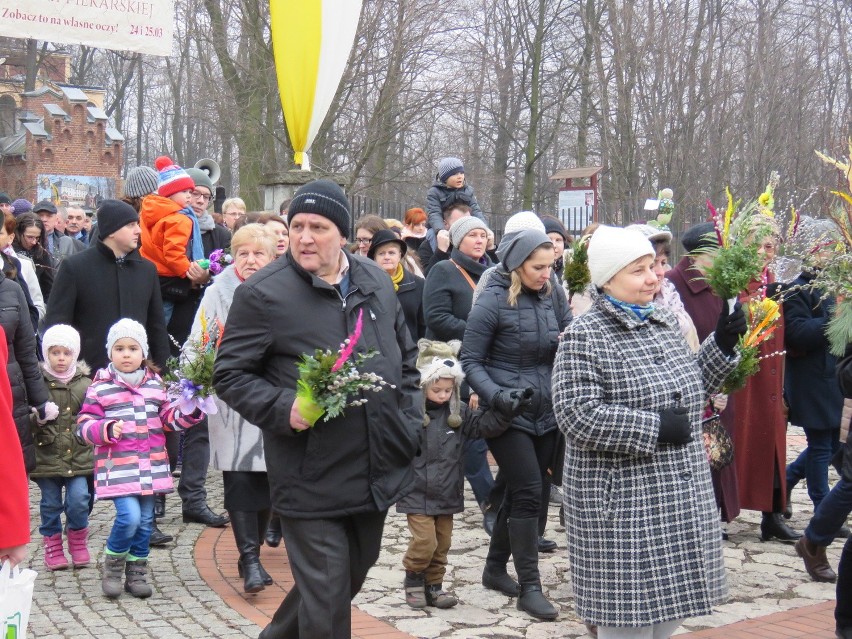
[
  {"x1": 701, "y1": 187, "x2": 771, "y2": 308},
  {"x1": 295, "y1": 308, "x2": 395, "y2": 426},
  {"x1": 812, "y1": 139, "x2": 852, "y2": 355},
  {"x1": 563, "y1": 236, "x2": 591, "y2": 301},
  {"x1": 164, "y1": 309, "x2": 222, "y2": 415},
  {"x1": 721, "y1": 296, "x2": 783, "y2": 393}
]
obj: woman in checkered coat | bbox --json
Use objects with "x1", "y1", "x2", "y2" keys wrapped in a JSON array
[{"x1": 552, "y1": 226, "x2": 745, "y2": 638}]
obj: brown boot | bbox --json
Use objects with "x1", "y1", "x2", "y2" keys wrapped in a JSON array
[{"x1": 795, "y1": 536, "x2": 837, "y2": 583}]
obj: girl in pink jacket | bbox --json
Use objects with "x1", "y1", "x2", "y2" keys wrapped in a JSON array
[{"x1": 77, "y1": 319, "x2": 201, "y2": 600}]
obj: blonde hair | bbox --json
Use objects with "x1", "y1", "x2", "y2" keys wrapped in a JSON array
[
  {"x1": 230, "y1": 223, "x2": 276, "y2": 258},
  {"x1": 507, "y1": 246, "x2": 553, "y2": 307},
  {"x1": 222, "y1": 197, "x2": 247, "y2": 215}
]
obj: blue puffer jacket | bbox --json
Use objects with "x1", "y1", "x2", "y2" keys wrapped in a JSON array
[{"x1": 461, "y1": 269, "x2": 571, "y2": 436}]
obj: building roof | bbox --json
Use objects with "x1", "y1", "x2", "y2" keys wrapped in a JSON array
[
  {"x1": 22, "y1": 121, "x2": 49, "y2": 138},
  {"x1": 87, "y1": 106, "x2": 107, "y2": 122},
  {"x1": 60, "y1": 86, "x2": 88, "y2": 103},
  {"x1": 0, "y1": 130, "x2": 25, "y2": 156},
  {"x1": 549, "y1": 166, "x2": 604, "y2": 180},
  {"x1": 44, "y1": 103, "x2": 69, "y2": 119},
  {"x1": 105, "y1": 127, "x2": 124, "y2": 143}
]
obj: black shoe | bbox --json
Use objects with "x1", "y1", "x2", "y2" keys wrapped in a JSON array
[
  {"x1": 835, "y1": 524, "x2": 851, "y2": 539},
  {"x1": 265, "y1": 516, "x2": 282, "y2": 548},
  {"x1": 230, "y1": 510, "x2": 265, "y2": 593},
  {"x1": 483, "y1": 510, "x2": 497, "y2": 537},
  {"x1": 538, "y1": 536, "x2": 557, "y2": 553},
  {"x1": 482, "y1": 564, "x2": 519, "y2": 596},
  {"x1": 149, "y1": 523, "x2": 173, "y2": 547},
  {"x1": 154, "y1": 494, "x2": 166, "y2": 519},
  {"x1": 760, "y1": 511, "x2": 802, "y2": 543},
  {"x1": 183, "y1": 506, "x2": 229, "y2": 527},
  {"x1": 837, "y1": 626, "x2": 852, "y2": 639}
]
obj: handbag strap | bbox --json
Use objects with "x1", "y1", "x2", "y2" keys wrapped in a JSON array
[{"x1": 449, "y1": 259, "x2": 477, "y2": 290}]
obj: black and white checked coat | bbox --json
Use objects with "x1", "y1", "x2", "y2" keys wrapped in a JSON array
[{"x1": 552, "y1": 294, "x2": 737, "y2": 627}]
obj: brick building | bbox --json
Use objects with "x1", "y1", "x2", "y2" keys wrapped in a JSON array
[{"x1": 0, "y1": 51, "x2": 123, "y2": 206}]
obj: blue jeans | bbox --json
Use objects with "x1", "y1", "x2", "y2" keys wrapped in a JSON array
[
  {"x1": 805, "y1": 476, "x2": 852, "y2": 546},
  {"x1": 34, "y1": 476, "x2": 90, "y2": 536},
  {"x1": 786, "y1": 427, "x2": 840, "y2": 509},
  {"x1": 106, "y1": 495, "x2": 155, "y2": 558},
  {"x1": 163, "y1": 300, "x2": 174, "y2": 326},
  {"x1": 463, "y1": 438, "x2": 494, "y2": 507}
]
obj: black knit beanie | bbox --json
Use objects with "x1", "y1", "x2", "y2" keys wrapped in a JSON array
[
  {"x1": 97, "y1": 199, "x2": 139, "y2": 239},
  {"x1": 681, "y1": 221, "x2": 719, "y2": 254},
  {"x1": 287, "y1": 179, "x2": 351, "y2": 238}
]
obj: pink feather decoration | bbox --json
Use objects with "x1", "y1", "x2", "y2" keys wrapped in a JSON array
[
  {"x1": 332, "y1": 308, "x2": 364, "y2": 372},
  {"x1": 707, "y1": 199, "x2": 724, "y2": 245}
]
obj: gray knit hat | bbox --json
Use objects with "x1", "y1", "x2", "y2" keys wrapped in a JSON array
[
  {"x1": 437, "y1": 157, "x2": 464, "y2": 183},
  {"x1": 449, "y1": 215, "x2": 488, "y2": 248},
  {"x1": 106, "y1": 318, "x2": 149, "y2": 359},
  {"x1": 185, "y1": 167, "x2": 214, "y2": 193},
  {"x1": 124, "y1": 167, "x2": 159, "y2": 198},
  {"x1": 504, "y1": 211, "x2": 545, "y2": 235},
  {"x1": 497, "y1": 229, "x2": 552, "y2": 272}
]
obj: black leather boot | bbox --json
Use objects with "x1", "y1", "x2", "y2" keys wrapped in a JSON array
[
  {"x1": 255, "y1": 510, "x2": 273, "y2": 585},
  {"x1": 481, "y1": 506, "x2": 519, "y2": 596},
  {"x1": 265, "y1": 512, "x2": 282, "y2": 547},
  {"x1": 154, "y1": 494, "x2": 166, "y2": 519},
  {"x1": 229, "y1": 510, "x2": 265, "y2": 593},
  {"x1": 760, "y1": 511, "x2": 802, "y2": 543},
  {"x1": 508, "y1": 517, "x2": 558, "y2": 620}
]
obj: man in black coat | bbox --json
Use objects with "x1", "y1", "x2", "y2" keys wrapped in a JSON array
[
  {"x1": 44, "y1": 200, "x2": 170, "y2": 371},
  {"x1": 214, "y1": 179, "x2": 421, "y2": 639}
]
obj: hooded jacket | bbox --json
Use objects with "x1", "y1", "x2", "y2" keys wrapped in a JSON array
[
  {"x1": 139, "y1": 193, "x2": 194, "y2": 277},
  {"x1": 30, "y1": 364, "x2": 93, "y2": 478}
]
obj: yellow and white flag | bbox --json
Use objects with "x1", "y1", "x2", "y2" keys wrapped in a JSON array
[{"x1": 270, "y1": 0, "x2": 363, "y2": 170}]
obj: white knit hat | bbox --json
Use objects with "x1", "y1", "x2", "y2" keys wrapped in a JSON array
[
  {"x1": 416, "y1": 339, "x2": 465, "y2": 428},
  {"x1": 587, "y1": 225, "x2": 655, "y2": 287},
  {"x1": 42, "y1": 324, "x2": 81, "y2": 362},
  {"x1": 106, "y1": 318, "x2": 149, "y2": 359},
  {"x1": 449, "y1": 216, "x2": 489, "y2": 248},
  {"x1": 625, "y1": 223, "x2": 672, "y2": 244},
  {"x1": 504, "y1": 211, "x2": 545, "y2": 235}
]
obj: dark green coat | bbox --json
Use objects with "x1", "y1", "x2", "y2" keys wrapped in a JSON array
[{"x1": 30, "y1": 365, "x2": 93, "y2": 479}]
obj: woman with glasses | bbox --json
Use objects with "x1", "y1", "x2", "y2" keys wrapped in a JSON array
[
  {"x1": 14, "y1": 213, "x2": 54, "y2": 302},
  {"x1": 221, "y1": 198, "x2": 246, "y2": 233},
  {"x1": 352, "y1": 215, "x2": 388, "y2": 256}
]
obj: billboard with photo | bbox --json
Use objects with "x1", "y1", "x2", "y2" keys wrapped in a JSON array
[{"x1": 37, "y1": 174, "x2": 116, "y2": 210}]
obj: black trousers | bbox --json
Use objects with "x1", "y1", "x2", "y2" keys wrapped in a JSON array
[
  {"x1": 165, "y1": 418, "x2": 211, "y2": 512},
  {"x1": 258, "y1": 510, "x2": 387, "y2": 639},
  {"x1": 486, "y1": 428, "x2": 556, "y2": 520},
  {"x1": 839, "y1": 534, "x2": 852, "y2": 630}
]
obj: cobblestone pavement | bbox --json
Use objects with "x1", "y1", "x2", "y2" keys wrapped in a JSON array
[{"x1": 22, "y1": 426, "x2": 846, "y2": 638}]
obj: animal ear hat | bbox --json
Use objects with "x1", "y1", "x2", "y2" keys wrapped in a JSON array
[{"x1": 416, "y1": 339, "x2": 465, "y2": 427}]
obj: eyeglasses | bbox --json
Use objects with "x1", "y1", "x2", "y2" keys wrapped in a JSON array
[
  {"x1": 223, "y1": 211, "x2": 242, "y2": 218},
  {"x1": 191, "y1": 191, "x2": 212, "y2": 203},
  {"x1": 23, "y1": 234, "x2": 41, "y2": 241},
  {"x1": 356, "y1": 237, "x2": 372, "y2": 244}
]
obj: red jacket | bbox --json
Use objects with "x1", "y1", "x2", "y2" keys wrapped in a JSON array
[{"x1": 0, "y1": 329, "x2": 30, "y2": 550}]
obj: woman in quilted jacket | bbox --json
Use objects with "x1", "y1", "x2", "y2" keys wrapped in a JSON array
[
  {"x1": 552, "y1": 226, "x2": 745, "y2": 638},
  {"x1": 77, "y1": 319, "x2": 202, "y2": 600}
]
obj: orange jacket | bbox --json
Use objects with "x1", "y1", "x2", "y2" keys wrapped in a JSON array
[{"x1": 139, "y1": 194, "x2": 193, "y2": 277}]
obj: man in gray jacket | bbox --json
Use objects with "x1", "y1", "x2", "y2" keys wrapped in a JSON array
[{"x1": 213, "y1": 179, "x2": 421, "y2": 639}]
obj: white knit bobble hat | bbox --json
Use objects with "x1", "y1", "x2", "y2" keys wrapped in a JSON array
[
  {"x1": 106, "y1": 318, "x2": 149, "y2": 359},
  {"x1": 42, "y1": 324, "x2": 81, "y2": 363},
  {"x1": 587, "y1": 225, "x2": 655, "y2": 287},
  {"x1": 504, "y1": 211, "x2": 545, "y2": 235}
]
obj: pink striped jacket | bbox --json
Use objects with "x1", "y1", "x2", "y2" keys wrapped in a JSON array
[{"x1": 76, "y1": 366, "x2": 201, "y2": 500}]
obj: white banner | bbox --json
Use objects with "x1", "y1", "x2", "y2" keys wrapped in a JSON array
[{"x1": 0, "y1": 0, "x2": 173, "y2": 57}]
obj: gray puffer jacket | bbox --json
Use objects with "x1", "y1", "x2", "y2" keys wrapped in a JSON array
[{"x1": 461, "y1": 268, "x2": 571, "y2": 436}]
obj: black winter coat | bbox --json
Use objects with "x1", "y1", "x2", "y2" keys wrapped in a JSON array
[
  {"x1": 461, "y1": 269, "x2": 571, "y2": 436},
  {"x1": 201, "y1": 225, "x2": 231, "y2": 257},
  {"x1": 396, "y1": 402, "x2": 510, "y2": 515},
  {"x1": 43, "y1": 241, "x2": 171, "y2": 371},
  {"x1": 783, "y1": 273, "x2": 843, "y2": 430},
  {"x1": 423, "y1": 248, "x2": 492, "y2": 342},
  {"x1": 425, "y1": 182, "x2": 485, "y2": 234},
  {"x1": 397, "y1": 268, "x2": 426, "y2": 342},
  {"x1": 213, "y1": 251, "x2": 422, "y2": 518},
  {"x1": 0, "y1": 271, "x2": 48, "y2": 472},
  {"x1": 13, "y1": 242, "x2": 54, "y2": 303}
]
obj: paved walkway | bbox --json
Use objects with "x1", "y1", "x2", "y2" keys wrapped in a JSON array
[{"x1": 22, "y1": 428, "x2": 846, "y2": 638}]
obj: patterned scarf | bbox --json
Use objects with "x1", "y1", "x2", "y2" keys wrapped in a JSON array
[
  {"x1": 390, "y1": 263, "x2": 404, "y2": 292},
  {"x1": 605, "y1": 294, "x2": 655, "y2": 321}
]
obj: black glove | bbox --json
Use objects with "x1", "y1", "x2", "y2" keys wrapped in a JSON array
[
  {"x1": 714, "y1": 301, "x2": 747, "y2": 356},
  {"x1": 492, "y1": 388, "x2": 534, "y2": 418},
  {"x1": 657, "y1": 406, "x2": 692, "y2": 445}
]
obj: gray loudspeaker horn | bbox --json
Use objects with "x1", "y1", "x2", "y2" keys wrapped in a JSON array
[{"x1": 194, "y1": 159, "x2": 221, "y2": 184}]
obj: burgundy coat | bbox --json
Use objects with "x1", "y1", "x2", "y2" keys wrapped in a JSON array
[
  {"x1": 667, "y1": 257, "x2": 740, "y2": 521},
  {"x1": 730, "y1": 275, "x2": 787, "y2": 513}
]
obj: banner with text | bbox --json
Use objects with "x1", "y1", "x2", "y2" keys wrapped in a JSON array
[{"x1": 0, "y1": 0, "x2": 173, "y2": 57}]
